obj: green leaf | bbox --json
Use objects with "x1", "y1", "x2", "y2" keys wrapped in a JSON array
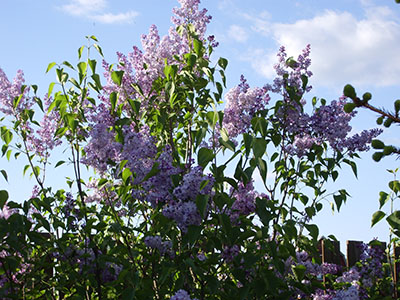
[
  {"x1": 0, "y1": 190, "x2": 9, "y2": 208},
  {"x1": 46, "y1": 62, "x2": 56, "y2": 73},
  {"x1": 257, "y1": 158, "x2": 267, "y2": 183},
  {"x1": 78, "y1": 46, "x2": 85, "y2": 59},
  {"x1": 141, "y1": 162, "x2": 159, "y2": 182},
  {"x1": 55, "y1": 161, "x2": 65, "y2": 168},
  {"x1": 343, "y1": 84, "x2": 357, "y2": 99},
  {"x1": 122, "y1": 168, "x2": 132, "y2": 185},
  {"x1": 253, "y1": 138, "x2": 267, "y2": 158},
  {"x1": 291, "y1": 264, "x2": 306, "y2": 282},
  {"x1": 305, "y1": 224, "x2": 319, "y2": 240},
  {"x1": 198, "y1": 147, "x2": 214, "y2": 169},
  {"x1": 193, "y1": 39, "x2": 202, "y2": 56},
  {"x1": 389, "y1": 180, "x2": 400, "y2": 193},
  {"x1": 111, "y1": 70, "x2": 124, "y2": 86},
  {"x1": 110, "y1": 92, "x2": 118, "y2": 112},
  {"x1": 77, "y1": 61, "x2": 87, "y2": 76},
  {"x1": 88, "y1": 59, "x2": 97, "y2": 73},
  {"x1": 395, "y1": 100, "x2": 400, "y2": 113},
  {"x1": 196, "y1": 194, "x2": 208, "y2": 218},
  {"x1": 372, "y1": 152, "x2": 383, "y2": 162},
  {"x1": 218, "y1": 57, "x2": 228, "y2": 70},
  {"x1": 386, "y1": 211, "x2": 400, "y2": 230},
  {"x1": 93, "y1": 43, "x2": 104, "y2": 57},
  {"x1": 379, "y1": 191, "x2": 390, "y2": 209},
  {"x1": 371, "y1": 139, "x2": 385, "y2": 149},
  {"x1": 371, "y1": 210, "x2": 386, "y2": 227},
  {"x1": 343, "y1": 102, "x2": 356, "y2": 113},
  {"x1": 0, "y1": 170, "x2": 8, "y2": 182}
]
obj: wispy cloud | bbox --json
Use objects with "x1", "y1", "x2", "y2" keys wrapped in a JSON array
[
  {"x1": 239, "y1": 3, "x2": 400, "y2": 88},
  {"x1": 59, "y1": 0, "x2": 138, "y2": 24},
  {"x1": 227, "y1": 25, "x2": 248, "y2": 43},
  {"x1": 90, "y1": 11, "x2": 139, "y2": 24}
]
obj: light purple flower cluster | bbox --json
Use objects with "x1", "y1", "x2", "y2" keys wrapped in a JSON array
[
  {"x1": 142, "y1": 145, "x2": 181, "y2": 207},
  {"x1": 264, "y1": 45, "x2": 312, "y2": 96},
  {"x1": 53, "y1": 246, "x2": 122, "y2": 283},
  {"x1": 223, "y1": 76, "x2": 270, "y2": 138},
  {"x1": 173, "y1": 166, "x2": 214, "y2": 201},
  {"x1": 222, "y1": 244, "x2": 240, "y2": 263},
  {"x1": 0, "y1": 250, "x2": 30, "y2": 294},
  {"x1": 162, "y1": 166, "x2": 214, "y2": 231},
  {"x1": 312, "y1": 284, "x2": 359, "y2": 300},
  {"x1": 81, "y1": 123, "x2": 121, "y2": 173},
  {"x1": 163, "y1": 201, "x2": 202, "y2": 232},
  {"x1": 0, "y1": 203, "x2": 16, "y2": 219},
  {"x1": 262, "y1": 45, "x2": 382, "y2": 156},
  {"x1": 170, "y1": 289, "x2": 198, "y2": 300},
  {"x1": 25, "y1": 95, "x2": 62, "y2": 158},
  {"x1": 228, "y1": 180, "x2": 259, "y2": 222},
  {"x1": 98, "y1": 0, "x2": 212, "y2": 110},
  {"x1": 144, "y1": 236, "x2": 174, "y2": 258},
  {"x1": 0, "y1": 68, "x2": 32, "y2": 116}
]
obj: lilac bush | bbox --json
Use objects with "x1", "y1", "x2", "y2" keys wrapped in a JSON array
[{"x1": 0, "y1": 0, "x2": 389, "y2": 298}]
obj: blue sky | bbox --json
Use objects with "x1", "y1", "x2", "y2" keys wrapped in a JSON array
[{"x1": 1, "y1": 0, "x2": 400, "y2": 250}]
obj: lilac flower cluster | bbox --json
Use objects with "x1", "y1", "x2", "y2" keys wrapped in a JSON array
[
  {"x1": 223, "y1": 76, "x2": 270, "y2": 138},
  {"x1": 0, "y1": 203, "x2": 16, "y2": 220},
  {"x1": 24, "y1": 94, "x2": 62, "y2": 158},
  {"x1": 144, "y1": 236, "x2": 174, "y2": 258},
  {"x1": 162, "y1": 166, "x2": 214, "y2": 231},
  {"x1": 142, "y1": 145, "x2": 181, "y2": 207},
  {"x1": 222, "y1": 244, "x2": 240, "y2": 263},
  {"x1": 0, "y1": 253, "x2": 30, "y2": 295},
  {"x1": 228, "y1": 180, "x2": 260, "y2": 222},
  {"x1": 262, "y1": 45, "x2": 382, "y2": 156},
  {"x1": 170, "y1": 289, "x2": 198, "y2": 300},
  {"x1": 81, "y1": 123, "x2": 122, "y2": 173},
  {"x1": 173, "y1": 166, "x2": 214, "y2": 201},
  {"x1": 98, "y1": 0, "x2": 212, "y2": 110},
  {"x1": 163, "y1": 201, "x2": 202, "y2": 232},
  {"x1": 312, "y1": 283, "x2": 359, "y2": 300},
  {"x1": 53, "y1": 246, "x2": 122, "y2": 283},
  {"x1": 264, "y1": 45, "x2": 312, "y2": 96},
  {"x1": 0, "y1": 68, "x2": 32, "y2": 116}
]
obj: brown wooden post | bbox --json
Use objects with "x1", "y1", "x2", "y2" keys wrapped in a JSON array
[
  {"x1": 394, "y1": 244, "x2": 400, "y2": 299},
  {"x1": 346, "y1": 240, "x2": 363, "y2": 268},
  {"x1": 321, "y1": 239, "x2": 343, "y2": 266}
]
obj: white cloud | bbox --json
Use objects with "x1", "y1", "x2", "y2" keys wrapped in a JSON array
[
  {"x1": 60, "y1": 0, "x2": 106, "y2": 16},
  {"x1": 227, "y1": 25, "x2": 248, "y2": 43},
  {"x1": 244, "y1": 5, "x2": 400, "y2": 88},
  {"x1": 59, "y1": 0, "x2": 138, "y2": 24},
  {"x1": 90, "y1": 11, "x2": 139, "y2": 24}
]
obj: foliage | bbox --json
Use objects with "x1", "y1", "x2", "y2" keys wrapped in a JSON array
[{"x1": 0, "y1": 0, "x2": 387, "y2": 299}]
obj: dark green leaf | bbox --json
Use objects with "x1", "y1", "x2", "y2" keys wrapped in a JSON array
[
  {"x1": 343, "y1": 84, "x2": 357, "y2": 99},
  {"x1": 198, "y1": 147, "x2": 214, "y2": 169},
  {"x1": 111, "y1": 70, "x2": 124, "y2": 86},
  {"x1": 371, "y1": 210, "x2": 386, "y2": 227}
]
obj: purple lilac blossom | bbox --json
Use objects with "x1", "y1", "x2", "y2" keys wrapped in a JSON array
[
  {"x1": 141, "y1": 145, "x2": 181, "y2": 207},
  {"x1": 170, "y1": 289, "x2": 198, "y2": 300},
  {"x1": 228, "y1": 180, "x2": 260, "y2": 222},
  {"x1": 163, "y1": 201, "x2": 202, "y2": 232},
  {"x1": 222, "y1": 245, "x2": 240, "y2": 263},
  {"x1": 0, "y1": 203, "x2": 16, "y2": 219},
  {"x1": 173, "y1": 166, "x2": 214, "y2": 201},
  {"x1": 0, "y1": 68, "x2": 32, "y2": 116},
  {"x1": 81, "y1": 123, "x2": 122, "y2": 173},
  {"x1": 223, "y1": 76, "x2": 270, "y2": 138},
  {"x1": 98, "y1": 0, "x2": 212, "y2": 111},
  {"x1": 26, "y1": 94, "x2": 62, "y2": 158},
  {"x1": 144, "y1": 236, "x2": 174, "y2": 258},
  {"x1": 264, "y1": 45, "x2": 381, "y2": 156}
]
